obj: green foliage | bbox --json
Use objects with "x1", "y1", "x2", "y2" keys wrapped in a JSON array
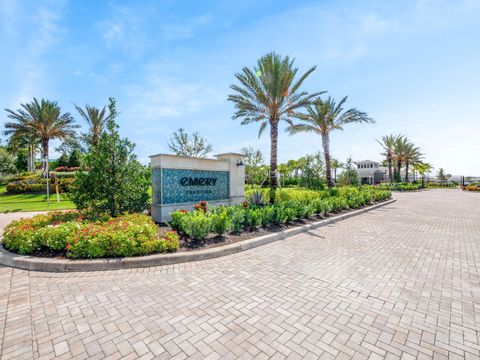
[
  {"x1": 376, "y1": 183, "x2": 421, "y2": 191},
  {"x1": 180, "y1": 211, "x2": 212, "y2": 241},
  {"x1": 0, "y1": 147, "x2": 17, "y2": 175},
  {"x1": 298, "y1": 152, "x2": 325, "y2": 190},
  {"x1": 244, "y1": 208, "x2": 263, "y2": 229},
  {"x1": 227, "y1": 206, "x2": 245, "y2": 233},
  {"x1": 70, "y1": 98, "x2": 150, "y2": 217},
  {"x1": 210, "y1": 209, "x2": 231, "y2": 235},
  {"x1": 56, "y1": 152, "x2": 69, "y2": 167},
  {"x1": 167, "y1": 128, "x2": 212, "y2": 157},
  {"x1": 68, "y1": 148, "x2": 81, "y2": 167},
  {"x1": 2, "y1": 211, "x2": 179, "y2": 258},
  {"x1": 337, "y1": 157, "x2": 359, "y2": 186},
  {"x1": 170, "y1": 209, "x2": 189, "y2": 231}
]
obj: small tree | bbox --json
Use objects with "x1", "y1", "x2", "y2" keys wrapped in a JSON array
[
  {"x1": 337, "y1": 157, "x2": 359, "y2": 186},
  {"x1": 168, "y1": 128, "x2": 212, "y2": 157},
  {"x1": 56, "y1": 152, "x2": 69, "y2": 167},
  {"x1": 70, "y1": 98, "x2": 149, "y2": 217},
  {"x1": 68, "y1": 148, "x2": 81, "y2": 167},
  {"x1": 298, "y1": 152, "x2": 325, "y2": 189},
  {"x1": 437, "y1": 168, "x2": 447, "y2": 182},
  {"x1": 241, "y1": 146, "x2": 265, "y2": 187},
  {"x1": 0, "y1": 147, "x2": 17, "y2": 175}
]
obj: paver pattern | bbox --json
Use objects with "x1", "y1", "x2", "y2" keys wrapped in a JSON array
[{"x1": 0, "y1": 190, "x2": 479, "y2": 359}]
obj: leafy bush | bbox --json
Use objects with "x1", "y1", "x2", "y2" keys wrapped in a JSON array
[
  {"x1": 244, "y1": 208, "x2": 263, "y2": 230},
  {"x1": 180, "y1": 211, "x2": 212, "y2": 241},
  {"x1": 170, "y1": 209, "x2": 189, "y2": 231},
  {"x1": 2, "y1": 212, "x2": 179, "y2": 258},
  {"x1": 54, "y1": 166, "x2": 81, "y2": 172},
  {"x1": 210, "y1": 210, "x2": 231, "y2": 235},
  {"x1": 227, "y1": 206, "x2": 245, "y2": 233}
]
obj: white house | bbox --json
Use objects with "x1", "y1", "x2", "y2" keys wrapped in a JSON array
[{"x1": 356, "y1": 160, "x2": 388, "y2": 185}]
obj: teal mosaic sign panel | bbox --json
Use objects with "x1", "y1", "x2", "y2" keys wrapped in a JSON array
[{"x1": 153, "y1": 168, "x2": 229, "y2": 205}]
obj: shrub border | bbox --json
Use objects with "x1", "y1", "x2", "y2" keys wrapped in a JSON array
[{"x1": 0, "y1": 198, "x2": 396, "y2": 272}]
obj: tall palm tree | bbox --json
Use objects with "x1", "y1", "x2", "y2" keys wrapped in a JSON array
[
  {"x1": 287, "y1": 96, "x2": 374, "y2": 187},
  {"x1": 5, "y1": 98, "x2": 78, "y2": 171},
  {"x1": 403, "y1": 144, "x2": 422, "y2": 182},
  {"x1": 228, "y1": 52, "x2": 322, "y2": 202},
  {"x1": 3, "y1": 113, "x2": 39, "y2": 172},
  {"x1": 75, "y1": 104, "x2": 107, "y2": 146},
  {"x1": 377, "y1": 134, "x2": 402, "y2": 183}
]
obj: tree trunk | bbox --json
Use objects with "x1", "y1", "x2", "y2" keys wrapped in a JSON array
[
  {"x1": 269, "y1": 121, "x2": 279, "y2": 204},
  {"x1": 334, "y1": 168, "x2": 337, "y2": 183},
  {"x1": 405, "y1": 161, "x2": 409, "y2": 182},
  {"x1": 322, "y1": 133, "x2": 333, "y2": 188},
  {"x1": 42, "y1": 140, "x2": 49, "y2": 173},
  {"x1": 387, "y1": 152, "x2": 393, "y2": 183},
  {"x1": 397, "y1": 161, "x2": 402, "y2": 182},
  {"x1": 27, "y1": 143, "x2": 33, "y2": 172}
]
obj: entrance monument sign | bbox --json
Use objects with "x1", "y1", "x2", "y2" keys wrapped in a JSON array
[{"x1": 150, "y1": 153, "x2": 246, "y2": 222}]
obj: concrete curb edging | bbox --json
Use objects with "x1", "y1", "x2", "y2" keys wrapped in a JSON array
[{"x1": 0, "y1": 198, "x2": 396, "y2": 272}]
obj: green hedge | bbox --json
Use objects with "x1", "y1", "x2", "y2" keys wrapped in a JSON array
[
  {"x1": 170, "y1": 187, "x2": 392, "y2": 241},
  {"x1": 375, "y1": 183, "x2": 422, "y2": 191},
  {"x1": 2, "y1": 211, "x2": 179, "y2": 258}
]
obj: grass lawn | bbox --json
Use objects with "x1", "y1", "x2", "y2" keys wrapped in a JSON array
[{"x1": 0, "y1": 186, "x2": 76, "y2": 213}]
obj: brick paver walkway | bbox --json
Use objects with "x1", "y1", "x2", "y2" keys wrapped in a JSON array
[{"x1": 0, "y1": 190, "x2": 479, "y2": 359}]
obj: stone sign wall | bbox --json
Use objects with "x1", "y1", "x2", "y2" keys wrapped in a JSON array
[{"x1": 150, "y1": 153, "x2": 246, "y2": 222}]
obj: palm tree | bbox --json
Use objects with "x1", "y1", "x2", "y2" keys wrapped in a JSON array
[
  {"x1": 75, "y1": 104, "x2": 107, "y2": 146},
  {"x1": 5, "y1": 98, "x2": 78, "y2": 172},
  {"x1": 403, "y1": 145, "x2": 422, "y2": 182},
  {"x1": 377, "y1": 134, "x2": 402, "y2": 183},
  {"x1": 228, "y1": 52, "x2": 322, "y2": 202},
  {"x1": 3, "y1": 115, "x2": 39, "y2": 172},
  {"x1": 287, "y1": 96, "x2": 374, "y2": 187},
  {"x1": 330, "y1": 158, "x2": 343, "y2": 184}
]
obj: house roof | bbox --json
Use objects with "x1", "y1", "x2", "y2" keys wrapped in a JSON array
[{"x1": 356, "y1": 160, "x2": 380, "y2": 165}]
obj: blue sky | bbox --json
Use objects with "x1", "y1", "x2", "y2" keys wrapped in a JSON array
[{"x1": 1, "y1": 0, "x2": 479, "y2": 175}]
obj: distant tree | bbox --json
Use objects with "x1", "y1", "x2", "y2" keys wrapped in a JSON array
[
  {"x1": 71, "y1": 98, "x2": 149, "y2": 217},
  {"x1": 0, "y1": 147, "x2": 17, "y2": 174},
  {"x1": 75, "y1": 104, "x2": 107, "y2": 146},
  {"x1": 377, "y1": 134, "x2": 402, "y2": 183},
  {"x1": 337, "y1": 157, "x2": 359, "y2": 186},
  {"x1": 4, "y1": 98, "x2": 78, "y2": 173},
  {"x1": 437, "y1": 168, "x2": 447, "y2": 181},
  {"x1": 228, "y1": 52, "x2": 322, "y2": 203},
  {"x1": 167, "y1": 128, "x2": 212, "y2": 157},
  {"x1": 298, "y1": 151, "x2": 325, "y2": 189},
  {"x1": 56, "y1": 152, "x2": 69, "y2": 167},
  {"x1": 68, "y1": 148, "x2": 81, "y2": 167},
  {"x1": 241, "y1": 146, "x2": 266, "y2": 187},
  {"x1": 287, "y1": 96, "x2": 374, "y2": 188},
  {"x1": 330, "y1": 158, "x2": 343, "y2": 184}
]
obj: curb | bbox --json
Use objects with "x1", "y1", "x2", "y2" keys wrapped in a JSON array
[{"x1": 0, "y1": 198, "x2": 396, "y2": 273}]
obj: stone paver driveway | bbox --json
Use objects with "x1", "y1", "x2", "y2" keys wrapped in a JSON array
[{"x1": 1, "y1": 190, "x2": 479, "y2": 359}]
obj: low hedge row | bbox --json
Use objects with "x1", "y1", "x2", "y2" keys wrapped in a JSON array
[
  {"x1": 427, "y1": 183, "x2": 457, "y2": 188},
  {"x1": 376, "y1": 183, "x2": 422, "y2": 191},
  {"x1": 462, "y1": 185, "x2": 480, "y2": 192},
  {"x1": 2, "y1": 211, "x2": 179, "y2": 258},
  {"x1": 6, "y1": 172, "x2": 76, "y2": 194},
  {"x1": 170, "y1": 188, "x2": 392, "y2": 241}
]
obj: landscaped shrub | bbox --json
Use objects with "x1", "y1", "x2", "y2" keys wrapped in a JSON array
[
  {"x1": 2, "y1": 212, "x2": 179, "y2": 258},
  {"x1": 227, "y1": 206, "x2": 245, "y2": 233},
  {"x1": 170, "y1": 209, "x2": 189, "y2": 231},
  {"x1": 376, "y1": 183, "x2": 421, "y2": 191},
  {"x1": 427, "y1": 182, "x2": 457, "y2": 188},
  {"x1": 54, "y1": 166, "x2": 81, "y2": 172},
  {"x1": 180, "y1": 211, "x2": 212, "y2": 241},
  {"x1": 463, "y1": 185, "x2": 480, "y2": 192},
  {"x1": 210, "y1": 210, "x2": 231, "y2": 235}
]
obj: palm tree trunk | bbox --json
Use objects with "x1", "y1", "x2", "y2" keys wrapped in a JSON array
[
  {"x1": 41, "y1": 140, "x2": 49, "y2": 172},
  {"x1": 405, "y1": 161, "x2": 409, "y2": 182},
  {"x1": 269, "y1": 121, "x2": 279, "y2": 203},
  {"x1": 334, "y1": 168, "x2": 337, "y2": 183},
  {"x1": 322, "y1": 134, "x2": 333, "y2": 188},
  {"x1": 27, "y1": 143, "x2": 33, "y2": 172},
  {"x1": 387, "y1": 152, "x2": 393, "y2": 183},
  {"x1": 397, "y1": 161, "x2": 402, "y2": 182}
]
